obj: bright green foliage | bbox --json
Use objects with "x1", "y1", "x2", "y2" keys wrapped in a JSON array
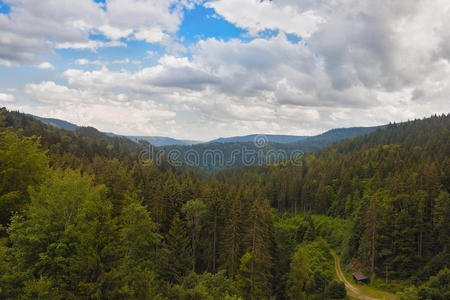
[
  {"x1": 286, "y1": 247, "x2": 309, "y2": 300},
  {"x1": 301, "y1": 239, "x2": 335, "y2": 296},
  {"x1": 120, "y1": 201, "x2": 161, "y2": 268},
  {"x1": 168, "y1": 270, "x2": 239, "y2": 299},
  {"x1": 120, "y1": 201, "x2": 165, "y2": 299},
  {"x1": 0, "y1": 129, "x2": 48, "y2": 226},
  {"x1": 6, "y1": 169, "x2": 123, "y2": 298},
  {"x1": 20, "y1": 276, "x2": 61, "y2": 300},
  {"x1": 69, "y1": 184, "x2": 123, "y2": 298},
  {"x1": 122, "y1": 267, "x2": 167, "y2": 300},
  {"x1": 398, "y1": 286, "x2": 420, "y2": 300},
  {"x1": 7, "y1": 170, "x2": 97, "y2": 292},
  {"x1": 236, "y1": 252, "x2": 259, "y2": 299}
]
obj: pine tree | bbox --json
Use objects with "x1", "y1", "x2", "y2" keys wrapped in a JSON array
[
  {"x1": 182, "y1": 199, "x2": 207, "y2": 272},
  {"x1": 362, "y1": 193, "x2": 378, "y2": 274},
  {"x1": 433, "y1": 191, "x2": 450, "y2": 252},
  {"x1": 166, "y1": 213, "x2": 191, "y2": 283},
  {"x1": 69, "y1": 184, "x2": 124, "y2": 299},
  {"x1": 237, "y1": 190, "x2": 273, "y2": 299},
  {"x1": 221, "y1": 192, "x2": 243, "y2": 278}
]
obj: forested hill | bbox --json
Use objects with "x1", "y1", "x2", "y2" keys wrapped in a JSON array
[
  {"x1": 217, "y1": 114, "x2": 450, "y2": 288},
  {"x1": 208, "y1": 134, "x2": 308, "y2": 144},
  {"x1": 161, "y1": 125, "x2": 382, "y2": 171},
  {"x1": 286, "y1": 125, "x2": 383, "y2": 152},
  {"x1": 26, "y1": 112, "x2": 383, "y2": 172},
  {"x1": 3, "y1": 109, "x2": 144, "y2": 165},
  {"x1": 0, "y1": 108, "x2": 449, "y2": 299}
]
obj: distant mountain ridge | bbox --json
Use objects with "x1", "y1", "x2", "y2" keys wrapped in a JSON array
[
  {"x1": 209, "y1": 134, "x2": 308, "y2": 144},
  {"x1": 126, "y1": 136, "x2": 202, "y2": 146},
  {"x1": 29, "y1": 114, "x2": 382, "y2": 152},
  {"x1": 161, "y1": 125, "x2": 383, "y2": 171},
  {"x1": 31, "y1": 115, "x2": 78, "y2": 131},
  {"x1": 286, "y1": 125, "x2": 384, "y2": 152}
]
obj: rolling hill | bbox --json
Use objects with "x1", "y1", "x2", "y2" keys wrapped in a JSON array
[{"x1": 208, "y1": 134, "x2": 308, "y2": 144}]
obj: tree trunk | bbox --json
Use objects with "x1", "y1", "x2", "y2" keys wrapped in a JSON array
[
  {"x1": 418, "y1": 231, "x2": 422, "y2": 257},
  {"x1": 192, "y1": 230, "x2": 196, "y2": 272}
]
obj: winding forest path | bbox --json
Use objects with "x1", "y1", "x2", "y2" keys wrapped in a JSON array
[{"x1": 331, "y1": 251, "x2": 395, "y2": 300}]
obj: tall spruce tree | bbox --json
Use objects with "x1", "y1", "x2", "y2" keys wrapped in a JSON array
[{"x1": 166, "y1": 213, "x2": 191, "y2": 283}]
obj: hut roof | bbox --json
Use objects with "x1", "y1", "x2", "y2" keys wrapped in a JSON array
[{"x1": 352, "y1": 271, "x2": 368, "y2": 281}]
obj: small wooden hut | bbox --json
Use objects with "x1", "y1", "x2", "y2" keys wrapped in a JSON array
[{"x1": 352, "y1": 271, "x2": 369, "y2": 284}]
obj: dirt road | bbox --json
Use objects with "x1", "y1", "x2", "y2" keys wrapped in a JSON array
[{"x1": 331, "y1": 251, "x2": 380, "y2": 300}]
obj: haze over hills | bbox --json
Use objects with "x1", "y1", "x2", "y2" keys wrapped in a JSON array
[
  {"x1": 29, "y1": 114, "x2": 380, "y2": 151},
  {"x1": 287, "y1": 125, "x2": 385, "y2": 152},
  {"x1": 126, "y1": 136, "x2": 202, "y2": 147},
  {"x1": 31, "y1": 115, "x2": 79, "y2": 132},
  {"x1": 161, "y1": 125, "x2": 383, "y2": 171},
  {"x1": 208, "y1": 134, "x2": 309, "y2": 144}
]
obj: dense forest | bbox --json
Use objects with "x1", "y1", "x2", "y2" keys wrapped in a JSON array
[{"x1": 0, "y1": 108, "x2": 449, "y2": 299}]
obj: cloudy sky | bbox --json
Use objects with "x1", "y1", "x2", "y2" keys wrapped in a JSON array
[{"x1": 0, "y1": 0, "x2": 449, "y2": 140}]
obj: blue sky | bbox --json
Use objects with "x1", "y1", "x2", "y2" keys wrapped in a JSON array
[{"x1": 0, "y1": 0, "x2": 449, "y2": 140}]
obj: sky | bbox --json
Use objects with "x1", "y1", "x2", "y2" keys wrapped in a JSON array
[{"x1": 0, "y1": 0, "x2": 449, "y2": 141}]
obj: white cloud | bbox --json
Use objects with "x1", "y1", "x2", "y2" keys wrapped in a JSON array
[
  {"x1": 0, "y1": 0, "x2": 197, "y2": 66},
  {"x1": 55, "y1": 40, "x2": 126, "y2": 51},
  {"x1": 0, "y1": 59, "x2": 18, "y2": 67},
  {"x1": 36, "y1": 62, "x2": 54, "y2": 69},
  {"x1": 0, "y1": 93, "x2": 15, "y2": 103},
  {"x1": 112, "y1": 58, "x2": 130, "y2": 64},
  {"x1": 8, "y1": 101, "x2": 176, "y2": 136},
  {"x1": 54, "y1": 22, "x2": 450, "y2": 140},
  {"x1": 21, "y1": 80, "x2": 176, "y2": 135},
  {"x1": 206, "y1": 0, "x2": 325, "y2": 37},
  {"x1": 25, "y1": 81, "x2": 131, "y2": 105},
  {"x1": 133, "y1": 28, "x2": 170, "y2": 43},
  {"x1": 1, "y1": 0, "x2": 450, "y2": 139},
  {"x1": 75, "y1": 58, "x2": 103, "y2": 65}
]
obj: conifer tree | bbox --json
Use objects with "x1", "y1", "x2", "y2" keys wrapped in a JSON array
[
  {"x1": 433, "y1": 191, "x2": 450, "y2": 252},
  {"x1": 166, "y1": 213, "x2": 191, "y2": 283},
  {"x1": 237, "y1": 190, "x2": 273, "y2": 299},
  {"x1": 221, "y1": 191, "x2": 243, "y2": 278},
  {"x1": 182, "y1": 199, "x2": 207, "y2": 272}
]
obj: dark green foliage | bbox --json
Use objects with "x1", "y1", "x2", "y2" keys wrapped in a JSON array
[
  {"x1": 400, "y1": 268, "x2": 450, "y2": 300},
  {"x1": 417, "y1": 268, "x2": 450, "y2": 300},
  {"x1": 324, "y1": 280, "x2": 346, "y2": 299},
  {"x1": 166, "y1": 213, "x2": 192, "y2": 283},
  {"x1": 219, "y1": 114, "x2": 450, "y2": 281},
  {"x1": 161, "y1": 126, "x2": 381, "y2": 172}
]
